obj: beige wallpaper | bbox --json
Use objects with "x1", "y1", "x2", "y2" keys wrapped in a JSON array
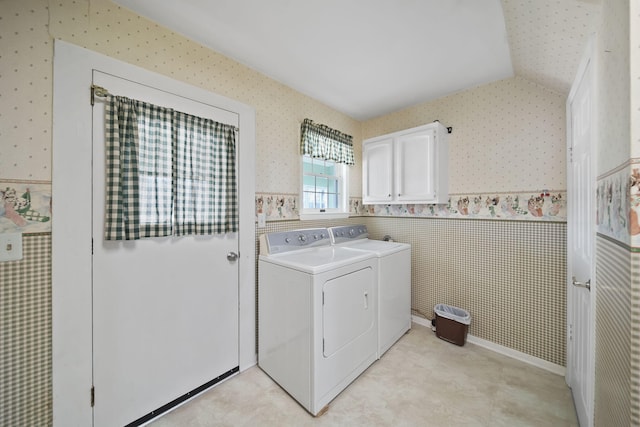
[
  {"x1": 593, "y1": 0, "x2": 636, "y2": 425},
  {"x1": 1, "y1": 1, "x2": 570, "y2": 200},
  {"x1": 0, "y1": 1, "x2": 53, "y2": 181},
  {"x1": 595, "y1": 237, "x2": 631, "y2": 427},
  {"x1": 363, "y1": 76, "x2": 566, "y2": 194},
  {"x1": 596, "y1": 0, "x2": 631, "y2": 175},
  {"x1": 2, "y1": 0, "x2": 636, "y2": 425},
  {"x1": 631, "y1": 1, "x2": 640, "y2": 424},
  {"x1": 501, "y1": 0, "x2": 602, "y2": 95},
  {"x1": 1, "y1": 0, "x2": 362, "y2": 195}
]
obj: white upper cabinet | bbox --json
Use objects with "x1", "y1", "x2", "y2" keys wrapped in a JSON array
[
  {"x1": 362, "y1": 137, "x2": 394, "y2": 203},
  {"x1": 363, "y1": 122, "x2": 449, "y2": 204}
]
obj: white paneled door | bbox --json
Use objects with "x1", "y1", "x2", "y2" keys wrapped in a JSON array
[
  {"x1": 566, "y1": 37, "x2": 596, "y2": 427},
  {"x1": 91, "y1": 72, "x2": 239, "y2": 427}
]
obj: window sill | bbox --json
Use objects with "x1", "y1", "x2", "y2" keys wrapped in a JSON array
[{"x1": 299, "y1": 212, "x2": 350, "y2": 221}]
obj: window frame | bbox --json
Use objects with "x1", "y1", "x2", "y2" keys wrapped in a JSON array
[{"x1": 299, "y1": 154, "x2": 349, "y2": 220}]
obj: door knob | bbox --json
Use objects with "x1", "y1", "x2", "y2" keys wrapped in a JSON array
[
  {"x1": 227, "y1": 252, "x2": 239, "y2": 262},
  {"x1": 572, "y1": 276, "x2": 591, "y2": 291}
]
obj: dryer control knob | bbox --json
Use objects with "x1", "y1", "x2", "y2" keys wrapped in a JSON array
[{"x1": 298, "y1": 234, "x2": 307, "y2": 243}]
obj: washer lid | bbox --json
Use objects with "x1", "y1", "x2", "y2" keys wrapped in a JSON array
[{"x1": 260, "y1": 246, "x2": 374, "y2": 274}]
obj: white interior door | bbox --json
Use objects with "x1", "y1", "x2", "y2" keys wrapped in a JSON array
[
  {"x1": 566, "y1": 38, "x2": 595, "y2": 427},
  {"x1": 92, "y1": 71, "x2": 240, "y2": 427}
]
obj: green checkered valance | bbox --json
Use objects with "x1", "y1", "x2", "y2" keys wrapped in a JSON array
[
  {"x1": 104, "y1": 95, "x2": 237, "y2": 240},
  {"x1": 300, "y1": 118, "x2": 354, "y2": 165}
]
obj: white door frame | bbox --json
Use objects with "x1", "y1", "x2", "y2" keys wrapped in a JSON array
[
  {"x1": 566, "y1": 34, "x2": 596, "y2": 427},
  {"x1": 51, "y1": 40, "x2": 256, "y2": 427}
]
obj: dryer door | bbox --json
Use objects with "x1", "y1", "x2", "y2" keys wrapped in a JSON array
[{"x1": 323, "y1": 267, "x2": 375, "y2": 357}]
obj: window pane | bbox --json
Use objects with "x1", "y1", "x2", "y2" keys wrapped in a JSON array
[
  {"x1": 324, "y1": 162, "x2": 336, "y2": 176},
  {"x1": 312, "y1": 159, "x2": 325, "y2": 174},
  {"x1": 328, "y1": 193, "x2": 339, "y2": 209},
  {"x1": 315, "y1": 192, "x2": 327, "y2": 209},
  {"x1": 303, "y1": 191, "x2": 316, "y2": 209},
  {"x1": 316, "y1": 176, "x2": 328, "y2": 193},
  {"x1": 327, "y1": 178, "x2": 339, "y2": 193},
  {"x1": 303, "y1": 175, "x2": 316, "y2": 192},
  {"x1": 303, "y1": 157, "x2": 313, "y2": 173}
]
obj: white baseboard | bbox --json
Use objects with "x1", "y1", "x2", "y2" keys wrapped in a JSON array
[{"x1": 411, "y1": 315, "x2": 566, "y2": 377}]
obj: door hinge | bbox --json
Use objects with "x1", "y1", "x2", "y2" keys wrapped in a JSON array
[
  {"x1": 568, "y1": 146, "x2": 573, "y2": 163},
  {"x1": 90, "y1": 386, "x2": 95, "y2": 407},
  {"x1": 91, "y1": 238, "x2": 94, "y2": 255}
]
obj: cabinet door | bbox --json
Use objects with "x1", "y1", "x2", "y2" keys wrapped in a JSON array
[
  {"x1": 395, "y1": 130, "x2": 436, "y2": 202},
  {"x1": 363, "y1": 138, "x2": 393, "y2": 203}
]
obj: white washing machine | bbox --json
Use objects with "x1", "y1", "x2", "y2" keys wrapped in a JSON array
[
  {"x1": 258, "y1": 228, "x2": 378, "y2": 416},
  {"x1": 329, "y1": 225, "x2": 411, "y2": 358}
]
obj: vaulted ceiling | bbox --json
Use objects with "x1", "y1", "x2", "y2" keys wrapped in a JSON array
[{"x1": 112, "y1": 0, "x2": 602, "y2": 120}]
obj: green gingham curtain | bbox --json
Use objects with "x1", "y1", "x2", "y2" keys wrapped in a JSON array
[
  {"x1": 300, "y1": 118, "x2": 355, "y2": 165},
  {"x1": 104, "y1": 95, "x2": 237, "y2": 240},
  {"x1": 173, "y1": 111, "x2": 237, "y2": 235}
]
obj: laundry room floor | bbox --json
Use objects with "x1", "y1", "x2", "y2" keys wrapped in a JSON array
[{"x1": 150, "y1": 323, "x2": 578, "y2": 427}]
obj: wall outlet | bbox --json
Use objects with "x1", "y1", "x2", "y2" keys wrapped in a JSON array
[{"x1": 0, "y1": 232, "x2": 23, "y2": 262}]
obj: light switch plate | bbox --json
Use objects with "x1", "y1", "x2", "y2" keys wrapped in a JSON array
[
  {"x1": 257, "y1": 213, "x2": 266, "y2": 228},
  {"x1": 0, "y1": 232, "x2": 23, "y2": 262}
]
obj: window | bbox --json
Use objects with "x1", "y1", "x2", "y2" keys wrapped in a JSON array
[
  {"x1": 301, "y1": 155, "x2": 348, "y2": 217},
  {"x1": 299, "y1": 119, "x2": 354, "y2": 220}
]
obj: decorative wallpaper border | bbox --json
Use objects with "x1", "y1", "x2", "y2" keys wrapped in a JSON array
[
  {"x1": 597, "y1": 161, "x2": 640, "y2": 249},
  {"x1": 256, "y1": 191, "x2": 567, "y2": 222},
  {"x1": 0, "y1": 181, "x2": 51, "y2": 233}
]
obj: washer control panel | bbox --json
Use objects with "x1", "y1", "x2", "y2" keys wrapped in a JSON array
[
  {"x1": 261, "y1": 228, "x2": 330, "y2": 255},
  {"x1": 328, "y1": 225, "x2": 368, "y2": 244}
]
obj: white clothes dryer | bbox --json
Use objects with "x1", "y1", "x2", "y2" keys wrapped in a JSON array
[
  {"x1": 329, "y1": 225, "x2": 411, "y2": 358},
  {"x1": 258, "y1": 228, "x2": 378, "y2": 416}
]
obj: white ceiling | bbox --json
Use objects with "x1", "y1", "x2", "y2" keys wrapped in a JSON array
[{"x1": 112, "y1": 0, "x2": 602, "y2": 121}]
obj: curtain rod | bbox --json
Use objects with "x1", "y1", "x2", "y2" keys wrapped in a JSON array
[{"x1": 89, "y1": 84, "x2": 239, "y2": 132}]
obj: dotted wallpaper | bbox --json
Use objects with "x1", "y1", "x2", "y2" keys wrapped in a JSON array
[
  {"x1": 1, "y1": 0, "x2": 362, "y2": 194},
  {"x1": 49, "y1": 0, "x2": 363, "y2": 196},
  {"x1": 1, "y1": 0, "x2": 576, "y2": 199},
  {"x1": 502, "y1": 0, "x2": 602, "y2": 95},
  {"x1": 595, "y1": 0, "x2": 631, "y2": 175},
  {"x1": 0, "y1": 1, "x2": 53, "y2": 181},
  {"x1": 363, "y1": 76, "x2": 567, "y2": 194}
]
